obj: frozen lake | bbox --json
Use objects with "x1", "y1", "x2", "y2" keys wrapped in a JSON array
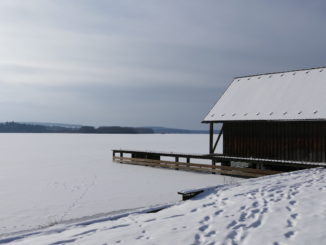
[{"x1": 0, "y1": 134, "x2": 235, "y2": 237}]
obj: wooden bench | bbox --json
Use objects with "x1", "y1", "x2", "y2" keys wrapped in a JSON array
[{"x1": 177, "y1": 189, "x2": 204, "y2": 201}]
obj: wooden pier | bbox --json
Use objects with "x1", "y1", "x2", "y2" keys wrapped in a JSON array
[
  {"x1": 112, "y1": 149, "x2": 326, "y2": 178},
  {"x1": 111, "y1": 149, "x2": 301, "y2": 178}
]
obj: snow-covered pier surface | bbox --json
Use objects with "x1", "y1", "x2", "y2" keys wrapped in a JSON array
[{"x1": 7, "y1": 167, "x2": 326, "y2": 245}]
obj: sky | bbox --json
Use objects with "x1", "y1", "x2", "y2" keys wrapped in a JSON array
[{"x1": 0, "y1": 0, "x2": 326, "y2": 130}]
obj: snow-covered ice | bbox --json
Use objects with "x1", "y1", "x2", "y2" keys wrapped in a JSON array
[
  {"x1": 0, "y1": 133, "x2": 230, "y2": 237},
  {"x1": 5, "y1": 167, "x2": 326, "y2": 245}
]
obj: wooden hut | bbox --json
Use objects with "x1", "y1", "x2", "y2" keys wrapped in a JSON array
[{"x1": 202, "y1": 67, "x2": 326, "y2": 165}]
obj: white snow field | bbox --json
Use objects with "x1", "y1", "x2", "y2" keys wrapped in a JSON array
[
  {"x1": 0, "y1": 134, "x2": 232, "y2": 238},
  {"x1": 4, "y1": 167, "x2": 326, "y2": 245}
]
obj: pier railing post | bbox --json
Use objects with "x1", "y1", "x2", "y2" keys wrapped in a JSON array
[
  {"x1": 119, "y1": 152, "x2": 123, "y2": 163},
  {"x1": 175, "y1": 156, "x2": 179, "y2": 170},
  {"x1": 211, "y1": 159, "x2": 216, "y2": 174},
  {"x1": 186, "y1": 157, "x2": 190, "y2": 167}
]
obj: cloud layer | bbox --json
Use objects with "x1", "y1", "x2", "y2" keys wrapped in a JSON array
[{"x1": 0, "y1": 0, "x2": 325, "y2": 129}]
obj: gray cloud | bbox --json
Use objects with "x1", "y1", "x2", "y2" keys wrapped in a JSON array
[{"x1": 0, "y1": 0, "x2": 325, "y2": 129}]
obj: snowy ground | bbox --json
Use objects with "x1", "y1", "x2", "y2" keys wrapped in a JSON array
[
  {"x1": 0, "y1": 134, "x2": 232, "y2": 238},
  {"x1": 4, "y1": 167, "x2": 326, "y2": 245}
]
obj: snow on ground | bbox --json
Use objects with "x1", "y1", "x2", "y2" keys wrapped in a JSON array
[
  {"x1": 0, "y1": 134, "x2": 231, "y2": 237},
  {"x1": 4, "y1": 167, "x2": 326, "y2": 245}
]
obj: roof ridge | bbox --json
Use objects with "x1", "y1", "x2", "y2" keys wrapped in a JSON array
[{"x1": 234, "y1": 66, "x2": 326, "y2": 79}]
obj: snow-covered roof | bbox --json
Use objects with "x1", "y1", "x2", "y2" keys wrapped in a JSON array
[{"x1": 203, "y1": 67, "x2": 326, "y2": 122}]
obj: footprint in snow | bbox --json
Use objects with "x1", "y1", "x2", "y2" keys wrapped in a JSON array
[
  {"x1": 227, "y1": 220, "x2": 237, "y2": 229},
  {"x1": 202, "y1": 202, "x2": 215, "y2": 208},
  {"x1": 193, "y1": 233, "x2": 201, "y2": 243},
  {"x1": 284, "y1": 231, "x2": 295, "y2": 238},
  {"x1": 286, "y1": 212, "x2": 299, "y2": 228},
  {"x1": 251, "y1": 208, "x2": 260, "y2": 214},
  {"x1": 214, "y1": 210, "x2": 223, "y2": 216},
  {"x1": 286, "y1": 219, "x2": 293, "y2": 228},
  {"x1": 239, "y1": 205, "x2": 246, "y2": 211},
  {"x1": 200, "y1": 216, "x2": 211, "y2": 223},
  {"x1": 239, "y1": 212, "x2": 247, "y2": 222},
  {"x1": 248, "y1": 219, "x2": 262, "y2": 228},
  {"x1": 207, "y1": 242, "x2": 216, "y2": 245},
  {"x1": 233, "y1": 223, "x2": 246, "y2": 230},
  {"x1": 225, "y1": 228, "x2": 244, "y2": 243},
  {"x1": 261, "y1": 207, "x2": 268, "y2": 214},
  {"x1": 205, "y1": 230, "x2": 216, "y2": 237},
  {"x1": 252, "y1": 201, "x2": 259, "y2": 208},
  {"x1": 290, "y1": 213, "x2": 298, "y2": 219},
  {"x1": 198, "y1": 224, "x2": 209, "y2": 232}
]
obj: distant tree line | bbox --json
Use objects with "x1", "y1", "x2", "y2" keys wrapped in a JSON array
[
  {"x1": 0, "y1": 122, "x2": 154, "y2": 134},
  {"x1": 78, "y1": 126, "x2": 153, "y2": 134}
]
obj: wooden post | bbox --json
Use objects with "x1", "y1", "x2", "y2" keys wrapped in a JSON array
[
  {"x1": 249, "y1": 163, "x2": 257, "y2": 169},
  {"x1": 186, "y1": 157, "x2": 190, "y2": 166},
  {"x1": 120, "y1": 152, "x2": 123, "y2": 163},
  {"x1": 211, "y1": 159, "x2": 216, "y2": 174},
  {"x1": 209, "y1": 123, "x2": 214, "y2": 154},
  {"x1": 145, "y1": 154, "x2": 148, "y2": 166},
  {"x1": 112, "y1": 151, "x2": 116, "y2": 162},
  {"x1": 175, "y1": 156, "x2": 179, "y2": 170},
  {"x1": 221, "y1": 161, "x2": 231, "y2": 167}
]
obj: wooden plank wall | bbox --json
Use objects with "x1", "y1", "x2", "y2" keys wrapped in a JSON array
[{"x1": 223, "y1": 121, "x2": 326, "y2": 162}]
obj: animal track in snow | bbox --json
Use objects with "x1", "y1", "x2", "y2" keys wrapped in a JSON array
[
  {"x1": 144, "y1": 218, "x2": 156, "y2": 223},
  {"x1": 163, "y1": 214, "x2": 184, "y2": 219}
]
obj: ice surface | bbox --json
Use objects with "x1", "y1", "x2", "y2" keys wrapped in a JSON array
[{"x1": 0, "y1": 134, "x2": 229, "y2": 237}]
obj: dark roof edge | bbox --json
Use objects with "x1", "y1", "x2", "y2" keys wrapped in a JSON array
[
  {"x1": 202, "y1": 119, "x2": 326, "y2": 123},
  {"x1": 234, "y1": 66, "x2": 326, "y2": 79}
]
